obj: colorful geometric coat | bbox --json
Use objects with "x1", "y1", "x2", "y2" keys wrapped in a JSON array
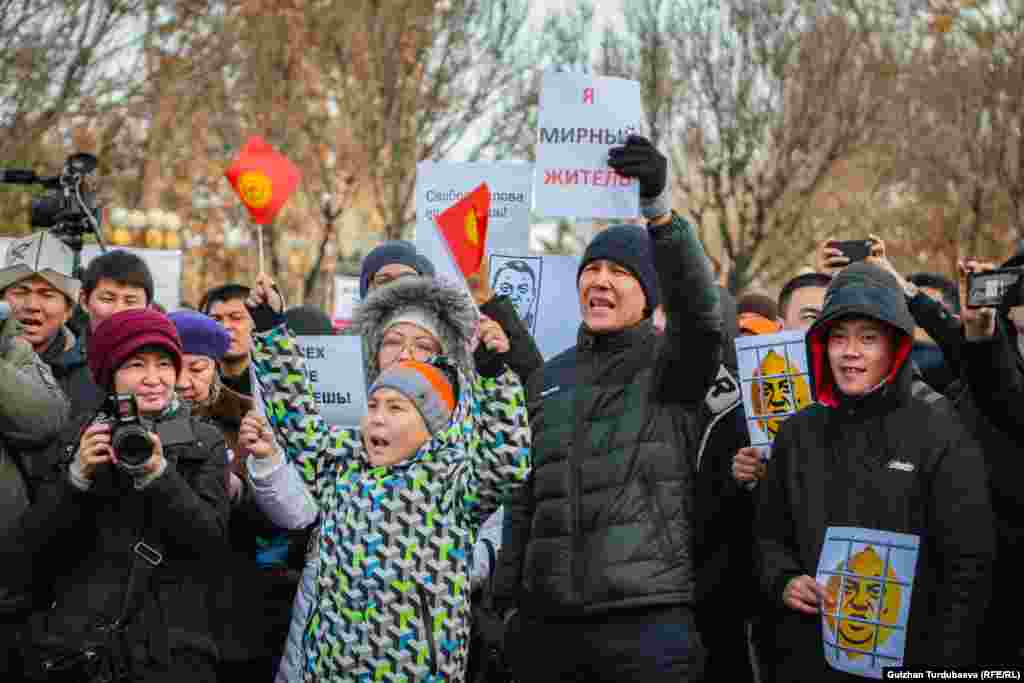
[{"x1": 252, "y1": 323, "x2": 531, "y2": 682}]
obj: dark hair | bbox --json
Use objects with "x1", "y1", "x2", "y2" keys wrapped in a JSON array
[
  {"x1": 82, "y1": 250, "x2": 155, "y2": 305},
  {"x1": 778, "y1": 272, "x2": 833, "y2": 319},
  {"x1": 737, "y1": 292, "x2": 779, "y2": 321},
  {"x1": 492, "y1": 260, "x2": 537, "y2": 290},
  {"x1": 199, "y1": 284, "x2": 251, "y2": 315},
  {"x1": 907, "y1": 272, "x2": 959, "y2": 312}
]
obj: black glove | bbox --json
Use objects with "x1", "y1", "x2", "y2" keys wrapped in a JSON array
[
  {"x1": 246, "y1": 301, "x2": 286, "y2": 333},
  {"x1": 608, "y1": 135, "x2": 667, "y2": 199}
]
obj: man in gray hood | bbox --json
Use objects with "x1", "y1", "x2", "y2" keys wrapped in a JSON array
[{"x1": 755, "y1": 262, "x2": 994, "y2": 679}]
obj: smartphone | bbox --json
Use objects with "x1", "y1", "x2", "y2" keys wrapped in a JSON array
[
  {"x1": 830, "y1": 239, "x2": 872, "y2": 263},
  {"x1": 966, "y1": 268, "x2": 1022, "y2": 309}
]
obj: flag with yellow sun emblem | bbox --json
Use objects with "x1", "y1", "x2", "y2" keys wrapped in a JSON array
[
  {"x1": 225, "y1": 136, "x2": 301, "y2": 225},
  {"x1": 434, "y1": 182, "x2": 491, "y2": 279}
]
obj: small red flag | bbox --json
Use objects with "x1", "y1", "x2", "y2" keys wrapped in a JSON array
[
  {"x1": 224, "y1": 136, "x2": 301, "y2": 225},
  {"x1": 434, "y1": 183, "x2": 490, "y2": 278}
]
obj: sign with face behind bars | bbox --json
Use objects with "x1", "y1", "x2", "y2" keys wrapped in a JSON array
[
  {"x1": 735, "y1": 329, "x2": 815, "y2": 459},
  {"x1": 816, "y1": 526, "x2": 920, "y2": 679}
]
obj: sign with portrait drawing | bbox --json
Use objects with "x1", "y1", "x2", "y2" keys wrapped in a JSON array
[
  {"x1": 816, "y1": 527, "x2": 920, "y2": 678},
  {"x1": 489, "y1": 252, "x2": 581, "y2": 361},
  {"x1": 735, "y1": 329, "x2": 815, "y2": 459}
]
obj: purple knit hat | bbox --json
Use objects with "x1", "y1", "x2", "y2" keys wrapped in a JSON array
[{"x1": 169, "y1": 310, "x2": 231, "y2": 360}]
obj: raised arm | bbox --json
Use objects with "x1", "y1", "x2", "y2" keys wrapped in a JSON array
[
  {"x1": 649, "y1": 213, "x2": 723, "y2": 403},
  {"x1": 251, "y1": 323, "x2": 360, "y2": 500},
  {"x1": 241, "y1": 410, "x2": 319, "y2": 531},
  {"x1": 457, "y1": 368, "x2": 532, "y2": 526},
  {"x1": 962, "y1": 319, "x2": 1024, "y2": 437}
]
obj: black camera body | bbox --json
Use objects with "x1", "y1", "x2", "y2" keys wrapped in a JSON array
[
  {"x1": 1, "y1": 153, "x2": 104, "y2": 280},
  {"x1": 102, "y1": 394, "x2": 154, "y2": 468},
  {"x1": 29, "y1": 153, "x2": 100, "y2": 235}
]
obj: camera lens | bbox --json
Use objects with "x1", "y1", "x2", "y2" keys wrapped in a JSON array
[{"x1": 112, "y1": 426, "x2": 152, "y2": 467}]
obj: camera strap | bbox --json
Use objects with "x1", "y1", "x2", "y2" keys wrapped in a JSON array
[{"x1": 104, "y1": 495, "x2": 169, "y2": 675}]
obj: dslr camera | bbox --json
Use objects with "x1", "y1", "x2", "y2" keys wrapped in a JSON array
[{"x1": 100, "y1": 394, "x2": 155, "y2": 468}]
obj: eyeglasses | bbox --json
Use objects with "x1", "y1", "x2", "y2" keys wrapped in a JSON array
[
  {"x1": 370, "y1": 272, "x2": 416, "y2": 289},
  {"x1": 379, "y1": 337, "x2": 441, "y2": 362}
]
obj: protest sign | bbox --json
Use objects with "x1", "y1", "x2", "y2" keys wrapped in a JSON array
[
  {"x1": 534, "y1": 71, "x2": 643, "y2": 219},
  {"x1": 734, "y1": 330, "x2": 814, "y2": 459},
  {"x1": 488, "y1": 253, "x2": 582, "y2": 361},
  {"x1": 416, "y1": 161, "x2": 532, "y2": 289},
  {"x1": 333, "y1": 275, "x2": 360, "y2": 327},
  {"x1": 817, "y1": 527, "x2": 919, "y2": 678},
  {"x1": 0, "y1": 238, "x2": 183, "y2": 310},
  {"x1": 252, "y1": 335, "x2": 367, "y2": 429}
]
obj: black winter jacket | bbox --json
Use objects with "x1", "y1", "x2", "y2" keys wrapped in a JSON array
[
  {"x1": 40, "y1": 326, "x2": 105, "y2": 420},
  {"x1": 3, "y1": 406, "x2": 230, "y2": 665},
  {"x1": 959, "y1": 321, "x2": 1024, "y2": 663},
  {"x1": 494, "y1": 213, "x2": 722, "y2": 616},
  {"x1": 755, "y1": 264, "x2": 995, "y2": 678}
]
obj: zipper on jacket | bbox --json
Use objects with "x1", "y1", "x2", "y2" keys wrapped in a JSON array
[
  {"x1": 415, "y1": 584, "x2": 439, "y2": 676},
  {"x1": 569, "y1": 367, "x2": 590, "y2": 605},
  {"x1": 643, "y1": 469, "x2": 677, "y2": 559}
]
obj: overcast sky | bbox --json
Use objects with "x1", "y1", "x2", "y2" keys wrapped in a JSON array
[{"x1": 530, "y1": 0, "x2": 624, "y2": 29}]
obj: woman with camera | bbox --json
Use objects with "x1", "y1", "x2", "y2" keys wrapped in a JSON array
[{"x1": 2, "y1": 308, "x2": 230, "y2": 682}]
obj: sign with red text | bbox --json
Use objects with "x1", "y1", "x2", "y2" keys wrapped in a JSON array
[{"x1": 534, "y1": 71, "x2": 643, "y2": 219}]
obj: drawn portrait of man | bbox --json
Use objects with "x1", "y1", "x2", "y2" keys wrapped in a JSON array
[
  {"x1": 824, "y1": 545, "x2": 904, "y2": 661},
  {"x1": 750, "y1": 349, "x2": 812, "y2": 440},
  {"x1": 491, "y1": 257, "x2": 540, "y2": 334}
]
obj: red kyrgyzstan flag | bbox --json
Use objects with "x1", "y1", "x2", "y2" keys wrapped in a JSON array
[
  {"x1": 224, "y1": 136, "x2": 301, "y2": 224},
  {"x1": 434, "y1": 183, "x2": 491, "y2": 278}
]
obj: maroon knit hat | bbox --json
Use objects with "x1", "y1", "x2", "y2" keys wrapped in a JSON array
[{"x1": 88, "y1": 308, "x2": 184, "y2": 390}]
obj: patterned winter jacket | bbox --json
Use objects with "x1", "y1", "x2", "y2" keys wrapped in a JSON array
[{"x1": 251, "y1": 323, "x2": 531, "y2": 682}]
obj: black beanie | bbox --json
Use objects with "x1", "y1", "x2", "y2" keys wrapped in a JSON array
[
  {"x1": 359, "y1": 241, "x2": 436, "y2": 297},
  {"x1": 577, "y1": 224, "x2": 660, "y2": 311},
  {"x1": 286, "y1": 305, "x2": 335, "y2": 335}
]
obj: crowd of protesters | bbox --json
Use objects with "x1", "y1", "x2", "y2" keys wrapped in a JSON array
[{"x1": 0, "y1": 135, "x2": 1020, "y2": 683}]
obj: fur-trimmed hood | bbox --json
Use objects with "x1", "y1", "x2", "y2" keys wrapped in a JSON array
[{"x1": 353, "y1": 276, "x2": 478, "y2": 384}]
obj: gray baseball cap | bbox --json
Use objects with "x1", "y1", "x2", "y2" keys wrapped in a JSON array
[{"x1": 0, "y1": 231, "x2": 81, "y2": 302}]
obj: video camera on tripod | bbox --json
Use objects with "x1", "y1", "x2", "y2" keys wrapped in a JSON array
[{"x1": 1, "y1": 153, "x2": 106, "y2": 278}]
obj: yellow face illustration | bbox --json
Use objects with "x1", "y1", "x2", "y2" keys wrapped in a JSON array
[
  {"x1": 750, "y1": 350, "x2": 812, "y2": 439},
  {"x1": 238, "y1": 170, "x2": 273, "y2": 209},
  {"x1": 824, "y1": 546, "x2": 903, "y2": 660}
]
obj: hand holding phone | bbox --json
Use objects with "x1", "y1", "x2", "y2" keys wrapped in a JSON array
[
  {"x1": 830, "y1": 240, "x2": 872, "y2": 264},
  {"x1": 965, "y1": 268, "x2": 1021, "y2": 309}
]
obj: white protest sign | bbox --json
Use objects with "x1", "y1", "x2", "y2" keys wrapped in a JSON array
[
  {"x1": 488, "y1": 253, "x2": 582, "y2": 361},
  {"x1": 333, "y1": 275, "x2": 360, "y2": 324},
  {"x1": 415, "y1": 161, "x2": 533, "y2": 289},
  {"x1": 253, "y1": 335, "x2": 368, "y2": 429},
  {"x1": 534, "y1": 71, "x2": 643, "y2": 219},
  {"x1": 817, "y1": 527, "x2": 919, "y2": 678},
  {"x1": 0, "y1": 237, "x2": 182, "y2": 310},
  {"x1": 734, "y1": 330, "x2": 815, "y2": 459},
  {"x1": 293, "y1": 335, "x2": 367, "y2": 428}
]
